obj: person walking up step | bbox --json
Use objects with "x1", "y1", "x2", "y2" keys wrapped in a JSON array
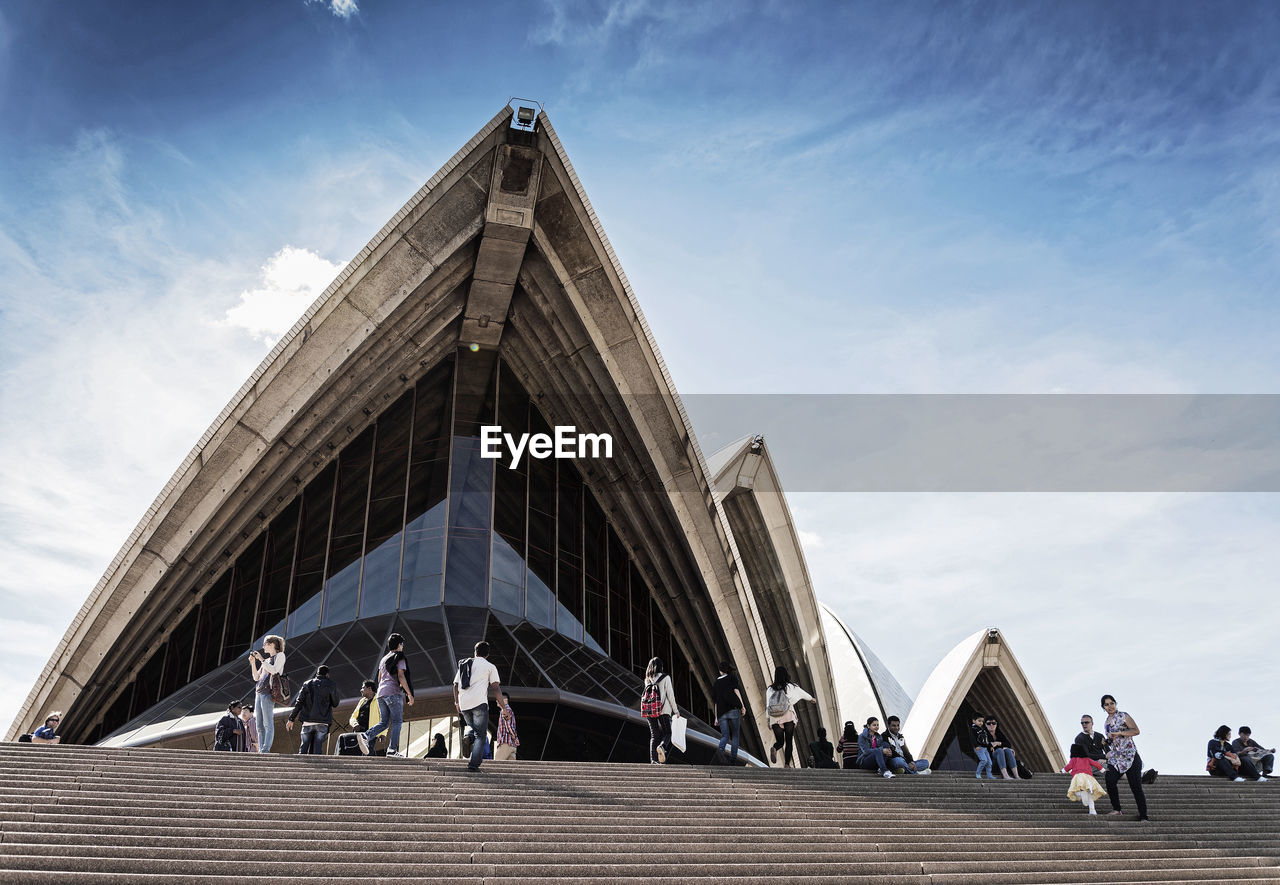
[
  {"x1": 641, "y1": 657, "x2": 679, "y2": 764},
  {"x1": 764, "y1": 666, "x2": 814, "y2": 768},
  {"x1": 357, "y1": 633, "x2": 414, "y2": 758},
  {"x1": 453, "y1": 640, "x2": 502, "y2": 772}
]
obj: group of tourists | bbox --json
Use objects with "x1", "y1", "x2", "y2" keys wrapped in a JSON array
[
  {"x1": 212, "y1": 634, "x2": 515, "y2": 770},
  {"x1": 971, "y1": 712, "x2": 1026, "y2": 779},
  {"x1": 1061, "y1": 695, "x2": 1152, "y2": 821},
  {"x1": 834, "y1": 716, "x2": 930, "y2": 777}
]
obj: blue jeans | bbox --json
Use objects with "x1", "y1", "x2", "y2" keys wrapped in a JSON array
[
  {"x1": 460, "y1": 705, "x2": 489, "y2": 770},
  {"x1": 717, "y1": 710, "x2": 742, "y2": 762},
  {"x1": 993, "y1": 747, "x2": 1017, "y2": 773},
  {"x1": 889, "y1": 755, "x2": 928, "y2": 774},
  {"x1": 254, "y1": 693, "x2": 274, "y2": 753},
  {"x1": 298, "y1": 724, "x2": 328, "y2": 755},
  {"x1": 365, "y1": 694, "x2": 403, "y2": 753},
  {"x1": 975, "y1": 747, "x2": 994, "y2": 778},
  {"x1": 858, "y1": 748, "x2": 892, "y2": 774}
]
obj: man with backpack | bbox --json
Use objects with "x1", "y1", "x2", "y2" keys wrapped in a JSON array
[
  {"x1": 453, "y1": 640, "x2": 502, "y2": 772},
  {"x1": 356, "y1": 634, "x2": 414, "y2": 758},
  {"x1": 286, "y1": 664, "x2": 340, "y2": 754}
]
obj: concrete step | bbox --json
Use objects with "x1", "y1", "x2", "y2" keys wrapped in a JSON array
[{"x1": 0, "y1": 746, "x2": 1276, "y2": 884}]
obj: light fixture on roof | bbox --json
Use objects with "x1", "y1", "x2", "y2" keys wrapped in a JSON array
[{"x1": 507, "y1": 97, "x2": 543, "y2": 130}]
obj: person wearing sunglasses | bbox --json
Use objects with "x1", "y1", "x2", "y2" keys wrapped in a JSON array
[
  {"x1": 1074, "y1": 714, "x2": 1108, "y2": 769},
  {"x1": 31, "y1": 713, "x2": 62, "y2": 745}
]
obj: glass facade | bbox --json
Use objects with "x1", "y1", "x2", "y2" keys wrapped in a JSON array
[{"x1": 88, "y1": 349, "x2": 715, "y2": 749}]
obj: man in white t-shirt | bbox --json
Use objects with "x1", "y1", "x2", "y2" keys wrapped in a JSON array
[{"x1": 453, "y1": 640, "x2": 502, "y2": 772}]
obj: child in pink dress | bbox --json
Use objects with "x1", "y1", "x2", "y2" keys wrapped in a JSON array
[{"x1": 1063, "y1": 742, "x2": 1106, "y2": 814}]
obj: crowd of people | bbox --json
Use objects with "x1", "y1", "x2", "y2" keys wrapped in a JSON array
[{"x1": 18, "y1": 640, "x2": 1276, "y2": 816}]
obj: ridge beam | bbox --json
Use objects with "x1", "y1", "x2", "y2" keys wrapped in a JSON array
[{"x1": 463, "y1": 143, "x2": 541, "y2": 348}]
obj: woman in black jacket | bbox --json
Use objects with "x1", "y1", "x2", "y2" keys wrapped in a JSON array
[
  {"x1": 985, "y1": 716, "x2": 1025, "y2": 779},
  {"x1": 1208, "y1": 725, "x2": 1265, "y2": 782}
]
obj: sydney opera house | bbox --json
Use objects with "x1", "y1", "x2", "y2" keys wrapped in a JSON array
[{"x1": 7, "y1": 106, "x2": 1063, "y2": 771}]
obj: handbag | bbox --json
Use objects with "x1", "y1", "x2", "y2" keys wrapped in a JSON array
[
  {"x1": 670, "y1": 715, "x2": 687, "y2": 753},
  {"x1": 1224, "y1": 751, "x2": 1242, "y2": 769},
  {"x1": 269, "y1": 672, "x2": 292, "y2": 706}
]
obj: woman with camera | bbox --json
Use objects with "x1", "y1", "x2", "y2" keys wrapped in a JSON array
[{"x1": 248, "y1": 635, "x2": 286, "y2": 752}]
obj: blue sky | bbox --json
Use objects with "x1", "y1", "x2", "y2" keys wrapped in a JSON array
[{"x1": 2, "y1": 1, "x2": 1278, "y2": 772}]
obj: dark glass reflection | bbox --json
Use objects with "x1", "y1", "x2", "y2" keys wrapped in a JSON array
[
  {"x1": 360, "y1": 390, "x2": 413, "y2": 618},
  {"x1": 289, "y1": 463, "x2": 336, "y2": 637},
  {"x1": 321, "y1": 427, "x2": 374, "y2": 627},
  {"x1": 89, "y1": 352, "x2": 723, "y2": 753}
]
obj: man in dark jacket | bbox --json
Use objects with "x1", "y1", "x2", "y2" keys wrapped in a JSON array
[
  {"x1": 1075, "y1": 714, "x2": 1108, "y2": 766},
  {"x1": 1232, "y1": 726, "x2": 1276, "y2": 777},
  {"x1": 213, "y1": 701, "x2": 244, "y2": 752},
  {"x1": 884, "y1": 715, "x2": 929, "y2": 774},
  {"x1": 286, "y1": 665, "x2": 340, "y2": 754}
]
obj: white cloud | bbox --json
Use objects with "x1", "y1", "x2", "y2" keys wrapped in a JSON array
[
  {"x1": 222, "y1": 246, "x2": 343, "y2": 344},
  {"x1": 306, "y1": 0, "x2": 358, "y2": 19}
]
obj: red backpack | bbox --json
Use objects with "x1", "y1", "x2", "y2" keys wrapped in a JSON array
[{"x1": 640, "y1": 679, "x2": 664, "y2": 719}]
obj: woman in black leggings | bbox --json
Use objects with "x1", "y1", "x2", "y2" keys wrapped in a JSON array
[
  {"x1": 1101, "y1": 694, "x2": 1149, "y2": 821},
  {"x1": 764, "y1": 666, "x2": 814, "y2": 767}
]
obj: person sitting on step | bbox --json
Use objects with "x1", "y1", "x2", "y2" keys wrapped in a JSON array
[
  {"x1": 809, "y1": 727, "x2": 838, "y2": 769},
  {"x1": 883, "y1": 715, "x2": 929, "y2": 774},
  {"x1": 1208, "y1": 725, "x2": 1266, "y2": 782},
  {"x1": 857, "y1": 717, "x2": 898, "y2": 778},
  {"x1": 836, "y1": 721, "x2": 860, "y2": 769}
]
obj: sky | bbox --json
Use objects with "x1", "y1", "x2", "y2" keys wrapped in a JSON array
[{"x1": 2, "y1": 0, "x2": 1278, "y2": 774}]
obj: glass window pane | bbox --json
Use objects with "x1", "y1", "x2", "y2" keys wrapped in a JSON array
[
  {"x1": 190, "y1": 572, "x2": 230, "y2": 683},
  {"x1": 221, "y1": 535, "x2": 265, "y2": 663},
  {"x1": 257, "y1": 499, "x2": 299, "y2": 638},
  {"x1": 444, "y1": 437, "x2": 492, "y2": 606},
  {"x1": 400, "y1": 359, "x2": 454, "y2": 610},
  {"x1": 322, "y1": 427, "x2": 374, "y2": 627},
  {"x1": 290, "y1": 462, "x2": 336, "y2": 635},
  {"x1": 630, "y1": 561, "x2": 653, "y2": 678},
  {"x1": 360, "y1": 390, "x2": 413, "y2": 618},
  {"x1": 607, "y1": 527, "x2": 631, "y2": 672},
  {"x1": 556, "y1": 465, "x2": 583, "y2": 641},
  {"x1": 583, "y1": 490, "x2": 608, "y2": 654}
]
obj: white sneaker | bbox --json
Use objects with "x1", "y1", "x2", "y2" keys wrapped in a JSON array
[
  {"x1": 1233, "y1": 776, "x2": 1246, "y2": 782},
  {"x1": 386, "y1": 750, "x2": 405, "y2": 758},
  {"x1": 883, "y1": 770, "x2": 895, "y2": 778},
  {"x1": 355, "y1": 733, "x2": 369, "y2": 755},
  {"x1": 1257, "y1": 776, "x2": 1268, "y2": 782},
  {"x1": 918, "y1": 768, "x2": 932, "y2": 776}
]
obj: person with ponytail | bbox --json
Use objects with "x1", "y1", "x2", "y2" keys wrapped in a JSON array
[
  {"x1": 764, "y1": 665, "x2": 815, "y2": 767},
  {"x1": 641, "y1": 657, "x2": 680, "y2": 764}
]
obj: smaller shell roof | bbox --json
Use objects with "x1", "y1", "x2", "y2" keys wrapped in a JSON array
[
  {"x1": 903, "y1": 626, "x2": 1064, "y2": 771},
  {"x1": 819, "y1": 603, "x2": 914, "y2": 727}
]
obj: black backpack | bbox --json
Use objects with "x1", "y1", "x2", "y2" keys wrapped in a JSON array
[{"x1": 457, "y1": 657, "x2": 473, "y2": 689}]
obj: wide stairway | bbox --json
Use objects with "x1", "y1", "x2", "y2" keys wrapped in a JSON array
[{"x1": 2, "y1": 744, "x2": 1278, "y2": 883}]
